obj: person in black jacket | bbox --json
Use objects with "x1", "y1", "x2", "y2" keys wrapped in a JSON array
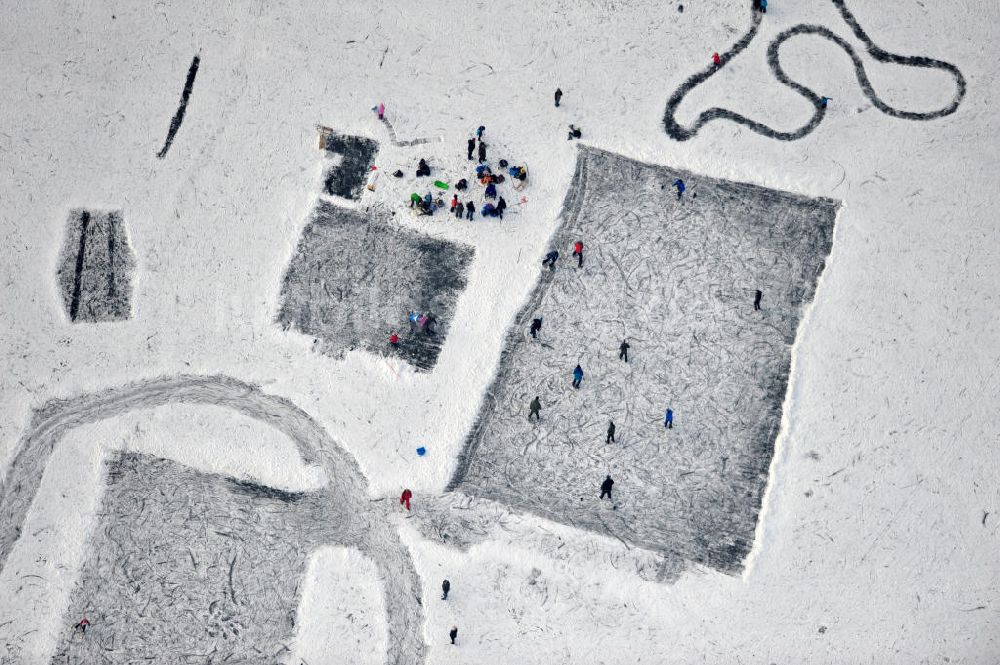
[
  {"x1": 606, "y1": 421, "x2": 616, "y2": 443},
  {"x1": 467, "y1": 138, "x2": 475, "y2": 160},
  {"x1": 477, "y1": 140, "x2": 487, "y2": 163},
  {"x1": 554, "y1": 88, "x2": 563, "y2": 107},
  {"x1": 619, "y1": 339, "x2": 630, "y2": 362},
  {"x1": 600, "y1": 475, "x2": 614, "y2": 500},
  {"x1": 529, "y1": 317, "x2": 542, "y2": 338},
  {"x1": 442, "y1": 579, "x2": 451, "y2": 600},
  {"x1": 497, "y1": 196, "x2": 507, "y2": 219}
]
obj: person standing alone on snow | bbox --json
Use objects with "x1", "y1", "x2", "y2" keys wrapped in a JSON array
[
  {"x1": 619, "y1": 339, "x2": 630, "y2": 362},
  {"x1": 467, "y1": 138, "x2": 475, "y2": 160},
  {"x1": 529, "y1": 317, "x2": 542, "y2": 338},
  {"x1": 400, "y1": 488, "x2": 412, "y2": 511},
  {"x1": 555, "y1": 88, "x2": 563, "y2": 107},
  {"x1": 606, "y1": 420, "x2": 616, "y2": 444},
  {"x1": 449, "y1": 626, "x2": 459, "y2": 645},
  {"x1": 600, "y1": 475, "x2": 614, "y2": 500},
  {"x1": 572, "y1": 364, "x2": 584, "y2": 389},
  {"x1": 754, "y1": 289, "x2": 762, "y2": 311},
  {"x1": 442, "y1": 579, "x2": 450, "y2": 600},
  {"x1": 665, "y1": 408, "x2": 673, "y2": 429},
  {"x1": 377, "y1": 102, "x2": 385, "y2": 120},
  {"x1": 529, "y1": 396, "x2": 541, "y2": 421},
  {"x1": 572, "y1": 240, "x2": 584, "y2": 267},
  {"x1": 673, "y1": 178, "x2": 685, "y2": 200}
]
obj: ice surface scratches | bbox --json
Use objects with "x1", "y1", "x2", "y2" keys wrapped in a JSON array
[
  {"x1": 56, "y1": 209, "x2": 135, "y2": 323},
  {"x1": 663, "y1": 0, "x2": 966, "y2": 141},
  {"x1": 450, "y1": 146, "x2": 837, "y2": 574},
  {"x1": 277, "y1": 200, "x2": 474, "y2": 372},
  {"x1": 323, "y1": 134, "x2": 380, "y2": 200},
  {"x1": 0, "y1": 375, "x2": 426, "y2": 665}
]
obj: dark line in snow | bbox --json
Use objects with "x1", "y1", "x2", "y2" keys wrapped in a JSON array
[
  {"x1": 663, "y1": 0, "x2": 966, "y2": 142},
  {"x1": 157, "y1": 54, "x2": 201, "y2": 159},
  {"x1": 69, "y1": 210, "x2": 90, "y2": 321}
]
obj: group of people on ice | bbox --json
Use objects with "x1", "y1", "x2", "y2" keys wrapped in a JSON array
[{"x1": 406, "y1": 125, "x2": 526, "y2": 221}]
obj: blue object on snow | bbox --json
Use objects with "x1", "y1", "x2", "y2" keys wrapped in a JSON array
[{"x1": 416, "y1": 447, "x2": 427, "y2": 456}]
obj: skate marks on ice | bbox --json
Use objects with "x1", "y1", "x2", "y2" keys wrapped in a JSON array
[
  {"x1": 450, "y1": 146, "x2": 837, "y2": 574},
  {"x1": 277, "y1": 200, "x2": 474, "y2": 372},
  {"x1": 663, "y1": 0, "x2": 966, "y2": 141},
  {"x1": 56, "y1": 209, "x2": 135, "y2": 322},
  {"x1": 410, "y1": 492, "x2": 687, "y2": 584},
  {"x1": 51, "y1": 453, "x2": 339, "y2": 662},
  {"x1": 0, "y1": 375, "x2": 426, "y2": 665},
  {"x1": 156, "y1": 54, "x2": 200, "y2": 159},
  {"x1": 321, "y1": 133, "x2": 380, "y2": 200}
]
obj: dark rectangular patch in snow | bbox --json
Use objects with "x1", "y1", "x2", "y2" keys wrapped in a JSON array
[
  {"x1": 57, "y1": 209, "x2": 135, "y2": 322},
  {"x1": 51, "y1": 452, "x2": 328, "y2": 662},
  {"x1": 322, "y1": 133, "x2": 379, "y2": 200},
  {"x1": 449, "y1": 146, "x2": 837, "y2": 574},
  {"x1": 277, "y1": 201, "x2": 474, "y2": 371}
]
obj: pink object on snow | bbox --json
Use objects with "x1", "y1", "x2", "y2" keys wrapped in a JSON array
[{"x1": 377, "y1": 102, "x2": 385, "y2": 119}]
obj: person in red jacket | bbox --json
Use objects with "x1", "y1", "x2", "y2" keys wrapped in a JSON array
[
  {"x1": 389, "y1": 333, "x2": 399, "y2": 347},
  {"x1": 74, "y1": 617, "x2": 91, "y2": 634},
  {"x1": 400, "y1": 488, "x2": 412, "y2": 511},
  {"x1": 712, "y1": 52, "x2": 721, "y2": 66},
  {"x1": 572, "y1": 240, "x2": 584, "y2": 268}
]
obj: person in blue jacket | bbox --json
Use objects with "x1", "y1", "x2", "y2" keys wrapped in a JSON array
[
  {"x1": 485, "y1": 182, "x2": 497, "y2": 199},
  {"x1": 572, "y1": 364, "x2": 584, "y2": 389},
  {"x1": 673, "y1": 179, "x2": 685, "y2": 200},
  {"x1": 665, "y1": 408, "x2": 673, "y2": 429}
]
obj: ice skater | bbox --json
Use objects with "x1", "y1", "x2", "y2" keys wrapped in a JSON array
[
  {"x1": 572, "y1": 364, "x2": 584, "y2": 389},
  {"x1": 600, "y1": 475, "x2": 614, "y2": 500},
  {"x1": 664, "y1": 408, "x2": 673, "y2": 429},
  {"x1": 754, "y1": 289, "x2": 762, "y2": 311},
  {"x1": 529, "y1": 396, "x2": 541, "y2": 421},
  {"x1": 442, "y1": 579, "x2": 451, "y2": 600},
  {"x1": 555, "y1": 87, "x2": 563, "y2": 107},
  {"x1": 572, "y1": 240, "x2": 584, "y2": 267},
  {"x1": 542, "y1": 250, "x2": 559, "y2": 271},
  {"x1": 529, "y1": 317, "x2": 542, "y2": 338},
  {"x1": 400, "y1": 488, "x2": 412, "y2": 511},
  {"x1": 619, "y1": 339, "x2": 630, "y2": 362},
  {"x1": 673, "y1": 178, "x2": 686, "y2": 200},
  {"x1": 606, "y1": 420, "x2": 616, "y2": 444},
  {"x1": 450, "y1": 626, "x2": 459, "y2": 645},
  {"x1": 467, "y1": 137, "x2": 475, "y2": 160}
]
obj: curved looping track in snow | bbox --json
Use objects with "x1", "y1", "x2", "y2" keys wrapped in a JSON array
[
  {"x1": 0, "y1": 374, "x2": 426, "y2": 665},
  {"x1": 663, "y1": 0, "x2": 966, "y2": 141}
]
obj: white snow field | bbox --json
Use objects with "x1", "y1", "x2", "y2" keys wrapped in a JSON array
[{"x1": 0, "y1": 0, "x2": 997, "y2": 663}]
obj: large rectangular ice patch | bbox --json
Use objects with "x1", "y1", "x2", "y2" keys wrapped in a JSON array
[{"x1": 449, "y1": 146, "x2": 838, "y2": 573}]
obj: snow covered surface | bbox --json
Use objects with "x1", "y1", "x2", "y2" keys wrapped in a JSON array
[{"x1": 0, "y1": 0, "x2": 997, "y2": 662}]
